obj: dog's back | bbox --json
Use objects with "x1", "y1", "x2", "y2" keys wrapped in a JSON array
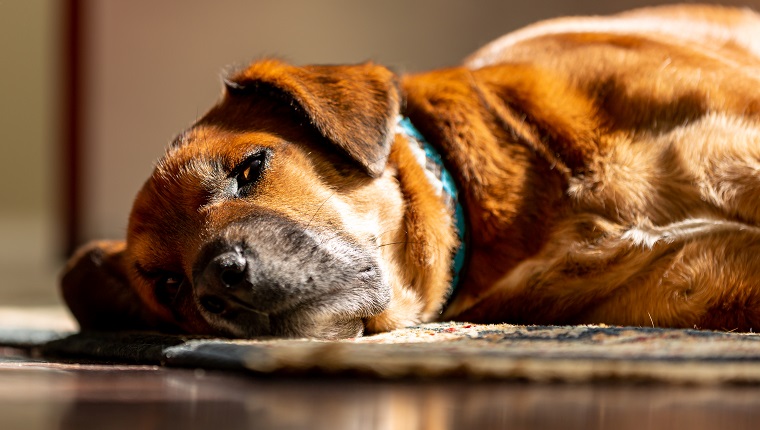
[{"x1": 468, "y1": 5, "x2": 760, "y2": 68}]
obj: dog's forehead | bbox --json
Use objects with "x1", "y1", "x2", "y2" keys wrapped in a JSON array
[{"x1": 162, "y1": 127, "x2": 282, "y2": 167}]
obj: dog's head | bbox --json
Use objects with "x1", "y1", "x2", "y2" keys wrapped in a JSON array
[{"x1": 61, "y1": 59, "x2": 452, "y2": 339}]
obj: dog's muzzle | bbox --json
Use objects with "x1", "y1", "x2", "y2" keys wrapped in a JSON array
[{"x1": 190, "y1": 213, "x2": 389, "y2": 338}]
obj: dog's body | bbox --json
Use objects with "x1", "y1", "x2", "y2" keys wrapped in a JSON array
[{"x1": 63, "y1": 5, "x2": 760, "y2": 338}]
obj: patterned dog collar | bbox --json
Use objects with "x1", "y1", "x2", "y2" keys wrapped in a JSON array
[{"x1": 396, "y1": 116, "x2": 467, "y2": 303}]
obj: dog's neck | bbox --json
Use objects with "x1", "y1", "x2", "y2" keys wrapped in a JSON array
[{"x1": 396, "y1": 116, "x2": 467, "y2": 303}]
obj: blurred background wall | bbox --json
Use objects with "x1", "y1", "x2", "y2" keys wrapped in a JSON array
[
  {"x1": 0, "y1": 0, "x2": 60, "y2": 304},
  {"x1": 2, "y1": 0, "x2": 760, "y2": 306}
]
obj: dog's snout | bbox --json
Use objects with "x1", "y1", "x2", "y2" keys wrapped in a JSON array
[{"x1": 189, "y1": 215, "x2": 387, "y2": 338}]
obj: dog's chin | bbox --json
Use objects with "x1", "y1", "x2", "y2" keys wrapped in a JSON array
[
  {"x1": 275, "y1": 315, "x2": 366, "y2": 340},
  {"x1": 201, "y1": 309, "x2": 367, "y2": 340}
]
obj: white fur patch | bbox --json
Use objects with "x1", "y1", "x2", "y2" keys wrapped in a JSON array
[{"x1": 622, "y1": 218, "x2": 760, "y2": 248}]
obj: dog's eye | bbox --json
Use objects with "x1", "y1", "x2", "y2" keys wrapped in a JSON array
[
  {"x1": 155, "y1": 274, "x2": 184, "y2": 306},
  {"x1": 235, "y1": 153, "x2": 266, "y2": 190}
]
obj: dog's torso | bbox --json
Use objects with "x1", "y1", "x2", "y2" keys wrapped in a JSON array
[
  {"x1": 404, "y1": 5, "x2": 760, "y2": 329},
  {"x1": 63, "y1": 5, "x2": 760, "y2": 337}
]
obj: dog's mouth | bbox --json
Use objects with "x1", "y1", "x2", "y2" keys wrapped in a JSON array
[{"x1": 187, "y1": 214, "x2": 389, "y2": 339}]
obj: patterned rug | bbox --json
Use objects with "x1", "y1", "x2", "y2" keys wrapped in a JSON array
[{"x1": 3, "y1": 310, "x2": 760, "y2": 384}]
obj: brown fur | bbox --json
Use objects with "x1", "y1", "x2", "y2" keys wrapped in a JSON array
[{"x1": 63, "y1": 5, "x2": 760, "y2": 337}]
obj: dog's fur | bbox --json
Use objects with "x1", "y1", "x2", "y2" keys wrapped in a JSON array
[{"x1": 62, "y1": 5, "x2": 760, "y2": 338}]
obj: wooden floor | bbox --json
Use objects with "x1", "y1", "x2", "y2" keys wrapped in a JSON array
[{"x1": 1, "y1": 349, "x2": 760, "y2": 430}]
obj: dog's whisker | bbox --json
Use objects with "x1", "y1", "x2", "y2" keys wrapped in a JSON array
[
  {"x1": 364, "y1": 227, "x2": 406, "y2": 246},
  {"x1": 306, "y1": 191, "x2": 337, "y2": 230},
  {"x1": 316, "y1": 230, "x2": 348, "y2": 247},
  {"x1": 317, "y1": 226, "x2": 408, "y2": 249},
  {"x1": 377, "y1": 241, "x2": 418, "y2": 248},
  {"x1": 171, "y1": 279, "x2": 188, "y2": 306}
]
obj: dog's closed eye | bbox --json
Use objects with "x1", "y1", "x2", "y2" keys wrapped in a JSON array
[
  {"x1": 232, "y1": 151, "x2": 268, "y2": 195},
  {"x1": 239, "y1": 157, "x2": 262, "y2": 184},
  {"x1": 155, "y1": 273, "x2": 184, "y2": 306}
]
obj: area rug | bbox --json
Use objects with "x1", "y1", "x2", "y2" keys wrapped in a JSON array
[{"x1": 3, "y1": 306, "x2": 760, "y2": 385}]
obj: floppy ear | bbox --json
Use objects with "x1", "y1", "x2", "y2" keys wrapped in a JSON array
[
  {"x1": 225, "y1": 59, "x2": 401, "y2": 177},
  {"x1": 60, "y1": 240, "x2": 166, "y2": 331}
]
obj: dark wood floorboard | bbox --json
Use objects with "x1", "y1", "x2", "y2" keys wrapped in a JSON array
[{"x1": 1, "y1": 350, "x2": 759, "y2": 430}]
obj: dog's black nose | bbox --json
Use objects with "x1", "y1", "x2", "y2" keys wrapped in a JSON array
[
  {"x1": 211, "y1": 251, "x2": 248, "y2": 289},
  {"x1": 195, "y1": 247, "x2": 251, "y2": 315}
]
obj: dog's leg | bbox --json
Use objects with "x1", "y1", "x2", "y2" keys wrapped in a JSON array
[
  {"x1": 61, "y1": 240, "x2": 173, "y2": 331},
  {"x1": 449, "y1": 217, "x2": 760, "y2": 331}
]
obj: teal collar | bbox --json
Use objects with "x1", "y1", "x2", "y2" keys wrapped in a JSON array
[{"x1": 396, "y1": 116, "x2": 467, "y2": 303}]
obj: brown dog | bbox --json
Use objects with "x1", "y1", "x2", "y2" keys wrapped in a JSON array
[{"x1": 62, "y1": 5, "x2": 760, "y2": 338}]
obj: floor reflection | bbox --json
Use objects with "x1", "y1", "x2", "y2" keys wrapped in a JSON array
[{"x1": 0, "y1": 359, "x2": 759, "y2": 430}]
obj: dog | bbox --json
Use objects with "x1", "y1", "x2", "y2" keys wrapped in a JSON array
[{"x1": 62, "y1": 5, "x2": 760, "y2": 339}]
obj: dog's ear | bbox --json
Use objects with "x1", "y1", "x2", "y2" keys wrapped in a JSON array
[
  {"x1": 60, "y1": 240, "x2": 165, "y2": 331},
  {"x1": 225, "y1": 59, "x2": 401, "y2": 177}
]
